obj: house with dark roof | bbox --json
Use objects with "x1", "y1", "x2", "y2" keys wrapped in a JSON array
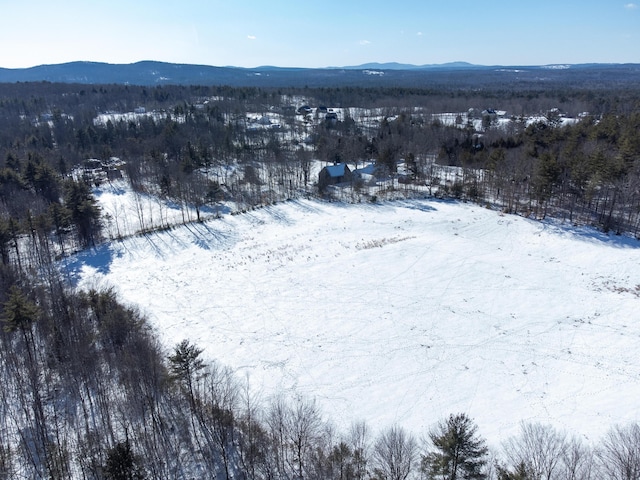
[{"x1": 318, "y1": 163, "x2": 353, "y2": 191}]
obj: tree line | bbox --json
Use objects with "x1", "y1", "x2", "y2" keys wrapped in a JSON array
[
  {"x1": 2, "y1": 81, "x2": 640, "y2": 246},
  {"x1": 372, "y1": 108, "x2": 640, "y2": 235}
]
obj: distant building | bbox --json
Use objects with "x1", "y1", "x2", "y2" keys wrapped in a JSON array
[
  {"x1": 79, "y1": 158, "x2": 124, "y2": 185},
  {"x1": 318, "y1": 163, "x2": 353, "y2": 191}
]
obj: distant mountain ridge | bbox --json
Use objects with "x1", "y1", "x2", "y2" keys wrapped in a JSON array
[{"x1": 0, "y1": 60, "x2": 638, "y2": 88}]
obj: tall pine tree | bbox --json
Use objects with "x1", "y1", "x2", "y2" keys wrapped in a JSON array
[{"x1": 422, "y1": 413, "x2": 488, "y2": 480}]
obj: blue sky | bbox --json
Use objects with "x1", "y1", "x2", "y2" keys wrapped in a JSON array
[{"x1": 1, "y1": 0, "x2": 638, "y2": 68}]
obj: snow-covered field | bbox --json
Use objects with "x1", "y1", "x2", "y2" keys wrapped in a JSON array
[{"x1": 63, "y1": 185, "x2": 640, "y2": 447}]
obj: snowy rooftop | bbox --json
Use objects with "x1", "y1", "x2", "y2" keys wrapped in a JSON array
[{"x1": 324, "y1": 163, "x2": 349, "y2": 177}]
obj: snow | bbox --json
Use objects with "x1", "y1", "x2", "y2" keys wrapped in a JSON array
[
  {"x1": 62, "y1": 188, "x2": 640, "y2": 448},
  {"x1": 93, "y1": 110, "x2": 184, "y2": 126},
  {"x1": 96, "y1": 184, "x2": 213, "y2": 237}
]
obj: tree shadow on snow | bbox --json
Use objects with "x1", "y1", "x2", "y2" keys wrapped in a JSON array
[
  {"x1": 59, "y1": 244, "x2": 117, "y2": 286},
  {"x1": 181, "y1": 221, "x2": 238, "y2": 250},
  {"x1": 538, "y1": 220, "x2": 640, "y2": 249}
]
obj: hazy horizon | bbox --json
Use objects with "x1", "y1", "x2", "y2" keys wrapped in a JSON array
[
  {"x1": 1, "y1": 1, "x2": 638, "y2": 70},
  {"x1": 1, "y1": 59, "x2": 636, "y2": 71}
]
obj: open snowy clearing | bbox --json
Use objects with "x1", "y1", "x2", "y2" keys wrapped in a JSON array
[{"x1": 63, "y1": 192, "x2": 640, "y2": 447}]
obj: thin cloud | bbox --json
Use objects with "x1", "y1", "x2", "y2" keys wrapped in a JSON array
[
  {"x1": 417, "y1": 32, "x2": 423, "y2": 36},
  {"x1": 624, "y1": 3, "x2": 638, "y2": 9},
  {"x1": 359, "y1": 40, "x2": 371, "y2": 46},
  {"x1": 247, "y1": 35, "x2": 257, "y2": 40}
]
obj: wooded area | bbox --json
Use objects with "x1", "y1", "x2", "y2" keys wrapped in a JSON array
[
  {"x1": 0, "y1": 80, "x2": 639, "y2": 478},
  {"x1": 2, "y1": 81, "x2": 640, "y2": 251}
]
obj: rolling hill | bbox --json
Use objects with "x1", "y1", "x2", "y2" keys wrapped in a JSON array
[{"x1": 2, "y1": 60, "x2": 639, "y2": 88}]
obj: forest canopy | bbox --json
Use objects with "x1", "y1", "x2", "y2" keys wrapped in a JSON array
[{"x1": 0, "y1": 78, "x2": 639, "y2": 478}]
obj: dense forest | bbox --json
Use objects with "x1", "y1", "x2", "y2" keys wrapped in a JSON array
[{"x1": 1, "y1": 79, "x2": 639, "y2": 478}]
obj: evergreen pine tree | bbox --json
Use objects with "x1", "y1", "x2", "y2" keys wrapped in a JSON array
[
  {"x1": 104, "y1": 441, "x2": 146, "y2": 480},
  {"x1": 168, "y1": 339, "x2": 205, "y2": 409},
  {"x1": 422, "y1": 413, "x2": 488, "y2": 480}
]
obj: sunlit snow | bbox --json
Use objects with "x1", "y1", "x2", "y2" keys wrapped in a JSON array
[{"x1": 63, "y1": 184, "x2": 640, "y2": 447}]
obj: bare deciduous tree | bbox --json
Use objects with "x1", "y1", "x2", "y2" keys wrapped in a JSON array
[
  {"x1": 349, "y1": 421, "x2": 370, "y2": 480},
  {"x1": 562, "y1": 435, "x2": 596, "y2": 480},
  {"x1": 597, "y1": 423, "x2": 640, "y2": 480},
  {"x1": 502, "y1": 422, "x2": 567, "y2": 480},
  {"x1": 372, "y1": 425, "x2": 417, "y2": 480},
  {"x1": 287, "y1": 395, "x2": 323, "y2": 480}
]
